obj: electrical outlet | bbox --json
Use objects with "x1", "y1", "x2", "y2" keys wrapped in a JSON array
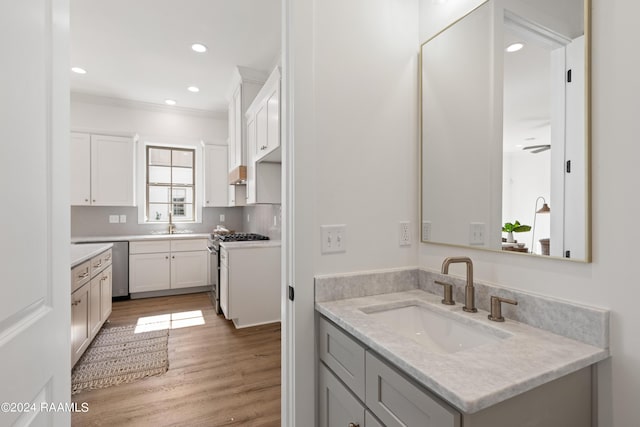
[
  {"x1": 422, "y1": 221, "x2": 432, "y2": 241},
  {"x1": 469, "y1": 222, "x2": 485, "y2": 245},
  {"x1": 247, "y1": 214, "x2": 251, "y2": 222},
  {"x1": 220, "y1": 214, "x2": 225, "y2": 222},
  {"x1": 119, "y1": 215, "x2": 127, "y2": 223},
  {"x1": 108, "y1": 215, "x2": 119, "y2": 224},
  {"x1": 273, "y1": 215, "x2": 278, "y2": 226},
  {"x1": 321, "y1": 224, "x2": 346, "y2": 254},
  {"x1": 399, "y1": 221, "x2": 411, "y2": 246}
]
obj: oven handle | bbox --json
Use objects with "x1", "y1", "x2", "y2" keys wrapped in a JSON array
[{"x1": 207, "y1": 246, "x2": 218, "y2": 255}]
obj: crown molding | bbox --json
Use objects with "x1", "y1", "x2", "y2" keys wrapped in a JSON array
[{"x1": 71, "y1": 91, "x2": 228, "y2": 120}]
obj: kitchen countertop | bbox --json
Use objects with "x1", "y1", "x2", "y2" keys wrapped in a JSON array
[
  {"x1": 71, "y1": 233, "x2": 211, "y2": 243},
  {"x1": 220, "y1": 240, "x2": 281, "y2": 249},
  {"x1": 71, "y1": 243, "x2": 113, "y2": 268},
  {"x1": 316, "y1": 289, "x2": 609, "y2": 414}
]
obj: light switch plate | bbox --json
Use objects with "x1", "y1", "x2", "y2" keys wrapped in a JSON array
[
  {"x1": 469, "y1": 222, "x2": 485, "y2": 245},
  {"x1": 321, "y1": 224, "x2": 346, "y2": 254},
  {"x1": 119, "y1": 215, "x2": 127, "y2": 223},
  {"x1": 108, "y1": 215, "x2": 119, "y2": 224},
  {"x1": 220, "y1": 214, "x2": 225, "y2": 222},
  {"x1": 399, "y1": 221, "x2": 411, "y2": 246},
  {"x1": 422, "y1": 221, "x2": 432, "y2": 241}
]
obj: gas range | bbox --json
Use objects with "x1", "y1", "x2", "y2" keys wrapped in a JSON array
[{"x1": 212, "y1": 232, "x2": 270, "y2": 243}]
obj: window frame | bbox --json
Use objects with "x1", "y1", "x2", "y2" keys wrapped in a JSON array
[{"x1": 145, "y1": 145, "x2": 196, "y2": 223}]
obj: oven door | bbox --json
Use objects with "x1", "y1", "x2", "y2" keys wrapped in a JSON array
[{"x1": 207, "y1": 244, "x2": 221, "y2": 314}]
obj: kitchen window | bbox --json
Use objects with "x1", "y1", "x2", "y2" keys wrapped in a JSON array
[{"x1": 146, "y1": 146, "x2": 195, "y2": 222}]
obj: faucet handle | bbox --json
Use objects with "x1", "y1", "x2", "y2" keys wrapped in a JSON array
[
  {"x1": 488, "y1": 296, "x2": 518, "y2": 322},
  {"x1": 434, "y1": 280, "x2": 455, "y2": 305}
]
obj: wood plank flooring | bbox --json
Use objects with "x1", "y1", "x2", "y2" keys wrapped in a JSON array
[{"x1": 71, "y1": 293, "x2": 281, "y2": 427}]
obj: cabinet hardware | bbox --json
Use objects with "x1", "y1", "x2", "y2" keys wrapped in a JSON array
[
  {"x1": 94, "y1": 261, "x2": 102, "y2": 268},
  {"x1": 165, "y1": 256, "x2": 169, "y2": 259},
  {"x1": 172, "y1": 256, "x2": 175, "y2": 259},
  {"x1": 105, "y1": 254, "x2": 111, "y2": 260},
  {"x1": 84, "y1": 198, "x2": 89, "y2": 202},
  {"x1": 79, "y1": 271, "x2": 89, "y2": 278},
  {"x1": 348, "y1": 423, "x2": 360, "y2": 427},
  {"x1": 92, "y1": 199, "x2": 96, "y2": 202}
]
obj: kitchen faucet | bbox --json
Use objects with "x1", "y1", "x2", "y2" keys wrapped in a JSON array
[
  {"x1": 441, "y1": 256, "x2": 477, "y2": 313},
  {"x1": 168, "y1": 211, "x2": 176, "y2": 234}
]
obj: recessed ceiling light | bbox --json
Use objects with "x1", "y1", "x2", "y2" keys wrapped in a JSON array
[
  {"x1": 505, "y1": 43, "x2": 524, "y2": 53},
  {"x1": 165, "y1": 99, "x2": 177, "y2": 106},
  {"x1": 191, "y1": 43, "x2": 208, "y2": 53},
  {"x1": 187, "y1": 86, "x2": 200, "y2": 93},
  {"x1": 71, "y1": 67, "x2": 87, "y2": 74}
]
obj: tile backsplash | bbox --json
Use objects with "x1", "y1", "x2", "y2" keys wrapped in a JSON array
[{"x1": 242, "y1": 204, "x2": 282, "y2": 240}]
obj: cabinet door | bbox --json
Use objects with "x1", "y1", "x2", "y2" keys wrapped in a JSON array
[
  {"x1": 220, "y1": 250, "x2": 230, "y2": 318},
  {"x1": 170, "y1": 250, "x2": 208, "y2": 289},
  {"x1": 71, "y1": 283, "x2": 90, "y2": 366},
  {"x1": 365, "y1": 352, "x2": 460, "y2": 427},
  {"x1": 318, "y1": 363, "x2": 365, "y2": 427},
  {"x1": 129, "y1": 253, "x2": 171, "y2": 293},
  {"x1": 265, "y1": 84, "x2": 280, "y2": 154},
  {"x1": 70, "y1": 132, "x2": 91, "y2": 205},
  {"x1": 89, "y1": 275, "x2": 102, "y2": 338},
  {"x1": 90, "y1": 134, "x2": 135, "y2": 206},
  {"x1": 228, "y1": 184, "x2": 247, "y2": 207},
  {"x1": 204, "y1": 145, "x2": 229, "y2": 207},
  {"x1": 100, "y1": 265, "x2": 112, "y2": 321},
  {"x1": 245, "y1": 115, "x2": 257, "y2": 204},
  {"x1": 255, "y1": 104, "x2": 268, "y2": 158}
]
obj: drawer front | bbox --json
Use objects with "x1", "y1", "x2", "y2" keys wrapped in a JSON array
[
  {"x1": 90, "y1": 248, "x2": 112, "y2": 276},
  {"x1": 365, "y1": 352, "x2": 460, "y2": 427},
  {"x1": 318, "y1": 316, "x2": 366, "y2": 400},
  {"x1": 71, "y1": 260, "x2": 91, "y2": 292},
  {"x1": 170, "y1": 238, "x2": 208, "y2": 252},
  {"x1": 318, "y1": 363, "x2": 365, "y2": 427},
  {"x1": 130, "y1": 240, "x2": 171, "y2": 254}
]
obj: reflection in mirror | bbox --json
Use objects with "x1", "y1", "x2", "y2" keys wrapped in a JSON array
[{"x1": 420, "y1": 0, "x2": 590, "y2": 262}]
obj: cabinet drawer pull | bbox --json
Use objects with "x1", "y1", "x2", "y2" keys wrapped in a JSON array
[
  {"x1": 71, "y1": 300, "x2": 80, "y2": 306},
  {"x1": 105, "y1": 254, "x2": 111, "y2": 261},
  {"x1": 94, "y1": 261, "x2": 102, "y2": 268},
  {"x1": 165, "y1": 256, "x2": 169, "y2": 259},
  {"x1": 348, "y1": 423, "x2": 360, "y2": 427},
  {"x1": 78, "y1": 271, "x2": 89, "y2": 279}
]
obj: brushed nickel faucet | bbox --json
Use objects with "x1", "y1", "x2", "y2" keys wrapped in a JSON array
[
  {"x1": 168, "y1": 212, "x2": 176, "y2": 234},
  {"x1": 441, "y1": 256, "x2": 477, "y2": 313}
]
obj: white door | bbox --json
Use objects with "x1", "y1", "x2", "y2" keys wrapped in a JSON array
[{"x1": 0, "y1": 0, "x2": 71, "y2": 425}]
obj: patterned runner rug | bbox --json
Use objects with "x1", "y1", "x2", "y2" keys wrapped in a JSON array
[{"x1": 71, "y1": 324, "x2": 169, "y2": 394}]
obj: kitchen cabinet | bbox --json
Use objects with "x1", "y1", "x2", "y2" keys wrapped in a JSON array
[
  {"x1": 71, "y1": 247, "x2": 113, "y2": 366},
  {"x1": 245, "y1": 67, "x2": 282, "y2": 205},
  {"x1": 317, "y1": 315, "x2": 592, "y2": 427},
  {"x1": 203, "y1": 144, "x2": 229, "y2": 207},
  {"x1": 228, "y1": 184, "x2": 246, "y2": 207},
  {"x1": 227, "y1": 66, "x2": 267, "y2": 181},
  {"x1": 129, "y1": 238, "x2": 208, "y2": 295},
  {"x1": 219, "y1": 243, "x2": 280, "y2": 328},
  {"x1": 70, "y1": 132, "x2": 136, "y2": 206}
]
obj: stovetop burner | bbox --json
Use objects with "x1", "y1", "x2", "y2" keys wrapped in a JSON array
[{"x1": 214, "y1": 233, "x2": 270, "y2": 242}]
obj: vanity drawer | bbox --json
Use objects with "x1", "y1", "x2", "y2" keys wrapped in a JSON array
[
  {"x1": 318, "y1": 316, "x2": 365, "y2": 400},
  {"x1": 71, "y1": 260, "x2": 91, "y2": 292},
  {"x1": 365, "y1": 351, "x2": 460, "y2": 427}
]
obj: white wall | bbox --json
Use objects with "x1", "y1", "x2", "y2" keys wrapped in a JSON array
[
  {"x1": 287, "y1": 0, "x2": 419, "y2": 424},
  {"x1": 70, "y1": 94, "x2": 228, "y2": 143},
  {"x1": 419, "y1": 0, "x2": 640, "y2": 424}
]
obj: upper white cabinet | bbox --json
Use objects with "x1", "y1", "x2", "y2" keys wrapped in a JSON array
[
  {"x1": 248, "y1": 67, "x2": 281, "y2": 163},
  {"x1": 245, "y1": 67, "x2": 282, "y2": 205},
  {"x1": 203, "y1": 144, "x2": 229, "y2": 207},
  {"x1": 70, "y1": 132, "x2": 136, "y2": 206},
  {"x1": 227, "y1": 66, "x2": 267, "y2": 181}
]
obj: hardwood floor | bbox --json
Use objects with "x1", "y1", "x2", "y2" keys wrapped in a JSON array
[{"x1": 71, "y1": 293, "x2": 281, "y2": 427}]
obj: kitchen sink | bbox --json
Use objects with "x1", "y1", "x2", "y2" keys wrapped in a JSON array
[{"x1": 362, "y1": 303, "x2": 509, "y2": 354}]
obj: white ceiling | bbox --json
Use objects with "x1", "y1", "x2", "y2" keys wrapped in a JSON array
[{"x1": 70, "y1": 0, "x2": 281, "y2": 113}]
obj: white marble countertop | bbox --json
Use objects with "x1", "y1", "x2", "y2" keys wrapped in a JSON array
[
  {"x1": 71, "y1": 233, "x2": 211, "y2": 243},
  {"x1": 71, "y1": 243, "x2": 113, "y2": 268},
  {"x1": 316, "y1": 289, "x2": 609, "y2": 414},
  {"x1": 220, "y1": 240, "x2": 281, "y2": 249}
]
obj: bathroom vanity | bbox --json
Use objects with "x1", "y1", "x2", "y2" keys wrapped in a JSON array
[{"x1": 315, "y1": 269, "x2": 609, "y2": 427}]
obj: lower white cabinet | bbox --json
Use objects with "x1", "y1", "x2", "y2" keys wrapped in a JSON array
[
  {"x1": 71, "y1": 248, "x2": 113, "y2": 366},
  {"x1": 129, "y1": 239, "x2": 208, "y2": 295},
  {"x1": 220, "y1": 244, "x2": 280, "y2": 328}
]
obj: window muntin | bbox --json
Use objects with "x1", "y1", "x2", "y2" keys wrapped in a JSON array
[{"x1": 146, "y1": 146, "x2": 195, "y2": 222}]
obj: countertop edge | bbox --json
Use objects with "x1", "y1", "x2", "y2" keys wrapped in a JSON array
[
  {"x1": 71, "y1": 243, "x2": 113, "y2": 268},
  {"x1": 315, "y1": 296, "x2": 610, "y2": 414},
  {"x1": 72, "y1": 233, "x2": 212, "y2": 243}
]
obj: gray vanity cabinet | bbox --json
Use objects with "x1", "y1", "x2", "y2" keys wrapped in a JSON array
[
  {"x1": 365, "y1": 352, "x2": 460, "y2": 427},
  {"x1": 318, "y1": 363, "x2": 365, "y2": 427}
]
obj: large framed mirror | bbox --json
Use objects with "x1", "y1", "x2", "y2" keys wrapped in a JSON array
[{"x1": 420, "y1": 0, "x2": 590, "y2": 262}]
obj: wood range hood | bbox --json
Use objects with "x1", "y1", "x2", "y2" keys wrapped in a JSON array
[{"x1": 228, "y1": 165, "x2": 247, "y2": 185}]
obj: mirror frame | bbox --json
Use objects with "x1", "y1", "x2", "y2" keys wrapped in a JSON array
[{"x1": 419, "y1": 0, "x2": 592, "y2": 262}]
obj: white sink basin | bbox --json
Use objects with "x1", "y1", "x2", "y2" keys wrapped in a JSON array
[{"x1": 363, "y1": 303, "x2": 508, "y2": 354}]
